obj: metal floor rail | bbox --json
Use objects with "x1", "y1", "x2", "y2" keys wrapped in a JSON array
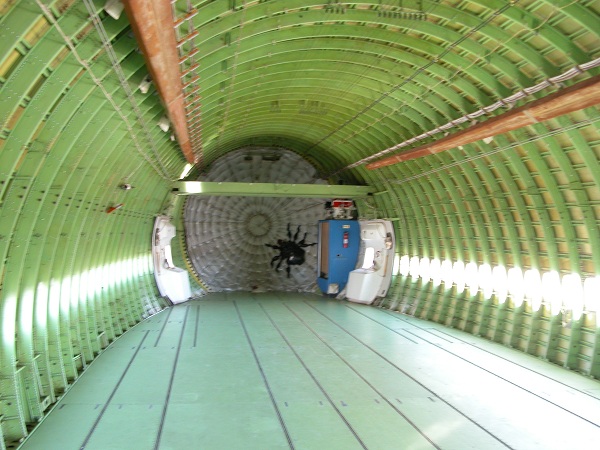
[{"x1": 20, "y1": 292, "x2": 600, "y2": 450}]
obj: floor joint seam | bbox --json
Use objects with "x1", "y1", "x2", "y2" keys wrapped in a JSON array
[
  {"x1": 261, "y1": 300, "x2": 368, "y2": 450},
  {"x1": 349, "y1": 304, "x2": 600, "y2": 428},
  {"x1": 154, "y1": 307, "x2": 174, "y2": 347},
  {"x1": 283, "y1": 302, "x2": 441, "y2": 450},
  {"x1": 154, "y1": 306, "x2": 191, "y2": 450},
  {"x1": 306, "y1": 301, "x2": 514, "y2": 449},
  {"x1": 377, "y1": 306, "x2": 600, "y2": 398},
  {"x1": 233, "y1": 300, "x2": 295, "y2": 450},
  {"x1": 79, "y1": 330, "x2": 151, "y2": 450}
]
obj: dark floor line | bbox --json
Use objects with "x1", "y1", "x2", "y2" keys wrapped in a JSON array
[
  {"x1": 402, "y1": 327, "x2": 453, "y2": 344},
  {"x1": 406, "y1": 326, "x2": 454, "y2": 343},
  {"x1": 306, "y1": 302, "x2": 513, "y2": 449},
  {"x1": 154, "y1": 307, "x2": 174, "y2": 347},
  {"x1": 354, "y1": 306, "x2": 600, "y2": 421},
  {"x1": 233, "y1": 300, "x2": 295, "y2": 450},
  {"x1": 335, "y1": 305, "x2": 422, "y2": 344},
  {"x1": 154, "y1": 306, "x2": 191, "y2": 450},
  {"x1": 375, "y1": 306, "x2": 599, "y2": 394},
  {"x1": 283, "y1": 303, "x2": 441, "y2": 450},
  {"x1": 259, "y1": 302, "x2": 368, "y2": 450},
  {"x1": 430, "y1": 327, "x2": 600, "y2": 400},
  {"x1": 193, "y1": 303, "x2": 200, "y2": 348},
  {"x1": 80, "y1": 330, "x2": 150, "y2": 450}
]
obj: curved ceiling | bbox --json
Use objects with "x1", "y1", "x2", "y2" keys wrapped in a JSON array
[
  {"x1": 172, "y1": 0, "x2": 600, "y2": 178},
  {"x1": 1, "y1": 1, "x2": 600, "y2": 447}
]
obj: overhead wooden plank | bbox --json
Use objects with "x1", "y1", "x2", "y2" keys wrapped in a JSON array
[
  {"x1": 123, "y1": 0, "x2": 196, "y2": 164},
  {"x1": 367, "y1": 75, "x2": 600, "y2": 169}
]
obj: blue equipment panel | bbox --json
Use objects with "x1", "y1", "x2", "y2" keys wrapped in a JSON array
[{"x1": 317, "y1": 220, "x2": 360, "y2": 295}]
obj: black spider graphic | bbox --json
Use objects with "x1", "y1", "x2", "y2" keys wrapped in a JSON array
[{"x1": 266, "y1": 224, "x2": 316, "y2": 277}]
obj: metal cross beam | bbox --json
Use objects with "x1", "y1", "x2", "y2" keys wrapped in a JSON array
[{"x1": 172, "y1": 182, "x2": 375, "y2": 198}]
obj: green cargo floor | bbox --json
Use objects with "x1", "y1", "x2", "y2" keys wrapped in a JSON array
[{"x1": 20, "y1": 292, "x2": 600, "y2": 450}]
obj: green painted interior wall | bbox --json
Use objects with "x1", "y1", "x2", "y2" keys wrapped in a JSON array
[{"x1": 0, "y1": 0, "x2": 599, "y2": 447}]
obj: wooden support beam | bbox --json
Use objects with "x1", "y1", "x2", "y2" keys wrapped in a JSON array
[
  {"x1": 367, "y1": 75, "x2": 600, "y2": 170},
  {"x1": 123, "y1": 1, "x2": 196, "y2": 164}
]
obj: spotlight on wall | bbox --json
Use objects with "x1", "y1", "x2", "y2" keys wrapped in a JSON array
[
  {"x1": 453, "y1": 261, "x2": 466, "y2": 294},
  {"x1": 430, "y1": 258, "x2": 442, "y2": 287},
  {"x1": 139, "y1": 76, "x2": 152, "y2": 94},
  {"x1": 441, "y1": 259, "x2": 453, "y2": 289},
  {"x1": 562, "y1": 273, "x2": 583, "y2": 321},
  {"x1": 584, "y1": 276, "x2": 600, "y2": 315},
  {"x1": 492, "y1": 265, "x2": 508, "y2": 303},
  {"x1": 179, "y1": 163, "x2": 194, "y2": 180},
  {"x1": 409, "y1": 256, "x2": 420, "y2": 278},
  {"x1": 478, "y1": 263, "x2": 493, "y2": 299},
  {"x1": 157, "y1": 116, "x2": 170, "y2": 132},
  {"x1": 392, "y1": 254, "x2": 400, "y2": 276},
  {"x1": 465, "y1": 261, "x2": 479, "y2": 293},
  {"x1": 507, "y1": 267, "x2": 524, "y2": 308},
  {"x1": 524, "y1": 269, "x2": 542, "y2": 312},
  {"x1": 542, "y1": 271, "x2": 562, "y2": 315},
  {"x1": 399, "y1": 255, "x2": 410, "y2": 277},
  {"x1": 104, "y1": 0, "x2": 124, "y2": 20},
  {"x1": 419, "y1": 257, "x2": 431, "y2": 282}
]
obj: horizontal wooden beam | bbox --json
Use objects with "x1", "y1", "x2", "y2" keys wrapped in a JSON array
[
  {"x1": 172, "y1": 182, "x2": 375, "y2": 198},
  {"x1": 367, "y1": 75, "x2": 600, "y2": 169}
]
